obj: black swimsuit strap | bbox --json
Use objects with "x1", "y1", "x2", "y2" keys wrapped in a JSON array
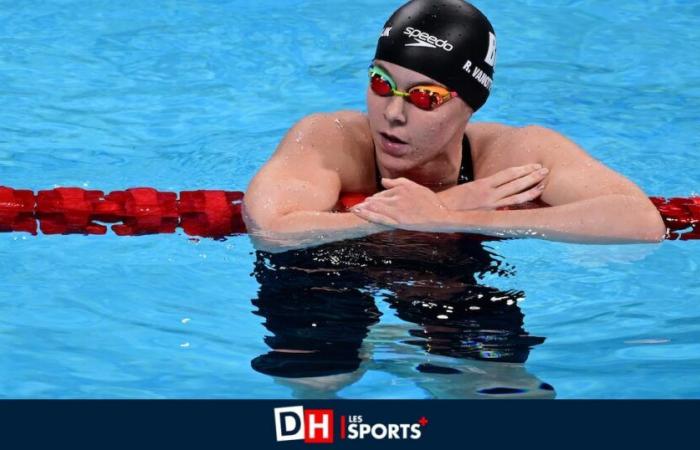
[
  {"x1": 459, "y1": 133, "x2": 474, "y2": 183},
  {"x1": 375, "y1": 133, "x2": 474, "y2": 191}
]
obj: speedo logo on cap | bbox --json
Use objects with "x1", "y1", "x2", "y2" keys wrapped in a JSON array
[{"x1": 403, "y1": 27, "x2": 453, "y2": 52}]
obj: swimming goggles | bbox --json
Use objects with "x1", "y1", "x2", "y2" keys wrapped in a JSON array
[{"x1": 368, "y1": 64, "x2": 458, "y2": 111}]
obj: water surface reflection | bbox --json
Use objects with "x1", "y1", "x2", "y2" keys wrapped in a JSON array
[{"x1": 251, "y1": 231, "x2": 553, "y2": 398}]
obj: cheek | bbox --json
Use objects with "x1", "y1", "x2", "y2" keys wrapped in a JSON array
[
  {"x1": 367, "y1": 90, "x2": 399, "y2": 138},
  {"x1": 366, "y1": 88, "x2": 381, "y2": 112},
  {"x1": 410, "y1": 113, "x2": 449, "y2": 146},
  {"x1": 420, "y1": 109, "x2": 465, "y2": 141},
  {"x1": 366, "y1": 89, "x2": 382, "y2": 125}
]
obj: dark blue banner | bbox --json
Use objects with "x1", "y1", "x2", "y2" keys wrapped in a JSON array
[{"x1": 0, "y1": 400, "x2": 695, "y2": 449}]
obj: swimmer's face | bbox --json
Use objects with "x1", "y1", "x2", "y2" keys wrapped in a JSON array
[{"x1": 366, "y1": 59, "x2": 473, "y2": 173}]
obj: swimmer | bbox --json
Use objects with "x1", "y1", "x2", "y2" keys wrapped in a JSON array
[{"x1": 243, "y1": 0, "x2": 666, "y2": 251}]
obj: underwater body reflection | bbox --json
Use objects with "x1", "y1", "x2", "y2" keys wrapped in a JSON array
[{"x1": 251, "y1": 231, "x2": 555, "y2": 399}]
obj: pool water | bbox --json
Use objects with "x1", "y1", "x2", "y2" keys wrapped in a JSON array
[{"x1": 1, "y1": 0, "x2": 699, "y2": 399}]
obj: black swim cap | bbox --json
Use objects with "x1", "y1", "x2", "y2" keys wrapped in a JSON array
[{"x1": 374, "y1": 0, "x2": 496, "y2": 112}]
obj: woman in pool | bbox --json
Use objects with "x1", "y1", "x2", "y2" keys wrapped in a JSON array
[{"x1": 243, "y1": 0, "x2": 666, "y2": 251}]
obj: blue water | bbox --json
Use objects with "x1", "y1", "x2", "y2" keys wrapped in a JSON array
[{"x1": 1, "y1": 0, "x2": 699, "y2": 398}]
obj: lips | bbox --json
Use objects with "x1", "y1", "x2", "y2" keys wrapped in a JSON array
[
  {"x1": 378, "y1": 131, "x2": 410, "y2": 157},
  {"x1": 380, "y1": 132, "x2": 407, "y2": 144}
]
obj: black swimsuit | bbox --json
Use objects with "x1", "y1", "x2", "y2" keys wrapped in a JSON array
[{"x1": 375, "y1": 133, "x2": 474, "y2": 190}]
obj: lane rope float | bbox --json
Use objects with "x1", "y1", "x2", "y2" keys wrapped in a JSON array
[{"x1": 1, "y1": 186, "x2": 698, "y2": 240}]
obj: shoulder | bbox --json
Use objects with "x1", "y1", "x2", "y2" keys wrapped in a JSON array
[
  {"x1": 281, "y1": 111, "x2": 371, "y2": 156},
  {"x1": 464, "y1": 122, "x2": 516, "y2": 152},
  {"x1": 267, "y1": 110, "x2": 375, "y2": 191},
  {"x1": 291, "y1": 111, "x2": 370, "y2": 138},
  {"x1": 466, "y1": 122, "x2": 561, "y2": 151},
  {"x1": 465, "y1": 122, "x2": 585, "y2": 176},
  {"x1": 468, "y1": 122, "x2": 586, "y2": 153}
]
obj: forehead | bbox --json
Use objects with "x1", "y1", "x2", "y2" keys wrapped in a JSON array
[{"x1": 373, "y1": 59, "x2": 446, "y2": 88}]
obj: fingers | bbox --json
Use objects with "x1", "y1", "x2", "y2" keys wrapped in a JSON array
[
  {"x1": 494, "y1": 182, "x2": 546, "y2": 208},
  {"x1": 381, "y1": 177, "x2": 403, "y2": 189},
  {"x1": 487, "y1": 164, "x2": 544, "y2": 188},
  {"x1": 351, "y1": 204, "x2": 398, "y2": 226},
  {"x1": 355, "y1": 195, "x2": 398, "y2": 210},
  {"x1": 496, "y1": 166, "x2": 549, "y2": 197},
  {"x1": 381, "y1": 177, "x2": 424, "y2": 190},
  {"x1": 382, "y1": 177, "x2": 412, "y2": 184},
  {"x1": 367, "y1": 189, "x2": 396, "y2": 200}
]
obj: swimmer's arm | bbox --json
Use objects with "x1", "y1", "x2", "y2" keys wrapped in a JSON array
[
  {"x1": 246, "y1": 206, "x2": 384, "y2": 252},
  {"x1": 440, "y1": 126, "x2": 666, "y2": 243},
  {"x1": 243, "y1": 114, "x2": 386, "y2": 252},
  {"x1": 443, "y1": 195, "x2": 664, "y2": 243}
]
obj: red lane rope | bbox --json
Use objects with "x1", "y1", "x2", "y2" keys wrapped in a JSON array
[
  {"x1": 1, "y1": 186, "x2": 699, "y2": 240},
  {"x1": 0, "y1": 186, "x2": 245, "y2": 237},
  {"x1": 650, "y1": 196, "x2": 700, "y2": 240}
]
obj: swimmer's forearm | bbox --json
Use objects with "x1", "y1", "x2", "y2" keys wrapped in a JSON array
[
  {"x1": 247, "y1": 211, "x2": 387, "y2": 252},
  {"x1": 442, "y1": 194, "x2": 666, "y2": 243}
]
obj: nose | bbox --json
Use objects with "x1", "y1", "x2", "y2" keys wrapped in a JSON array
[{"x1": 383, "y1": 95, "x2": 407, "y2": 126}]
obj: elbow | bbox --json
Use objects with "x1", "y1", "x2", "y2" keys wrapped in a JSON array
[
  {"x1": 242, "y1": 204, "x2": 280, "y2": 246},
  {"x1": 648, "y1": 216, "x2": 668, "y2": 243},
  {"x1": 636, "y1": 203, "x2": 667, "y2": 243},
  {"x1": 242, "y1": 206, "x2": 300, "y2": 253},
  {"x1": 244, "y1": 223, "x2": 294, "y2": 253},
  {"x1": 605, "y1": 195, "x2": 667, "y2": 244},
  {"x1": 593, "y1": 196, "x2": 667, "y2": 244},
  {"x1": 241, "y1": 195, "x2": 289, "y2": 235}
]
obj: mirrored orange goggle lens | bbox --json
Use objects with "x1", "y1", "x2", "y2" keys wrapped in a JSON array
[{"x1": 408, "y1": 90, "x2": 436, "y2": 110}]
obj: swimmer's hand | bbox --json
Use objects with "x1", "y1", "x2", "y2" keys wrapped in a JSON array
[
  {"x1": 350, "y1": 177, "x2": 449, "y2": 230},
  {"x1": 439, "y1": 164, "x2": 548, "y2": 211}
]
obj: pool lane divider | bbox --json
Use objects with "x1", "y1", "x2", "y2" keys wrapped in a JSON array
[
  {"x1": 1, "y1": 186, "x2": 699, "y2": 240},
  {"x1": 0, "y1": 186, "x2": 245, "y2": 237}
]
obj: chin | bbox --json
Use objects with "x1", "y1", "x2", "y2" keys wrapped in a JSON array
[{"x1": 375, "y1": 147, "x2": 416, "y2": 174}]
